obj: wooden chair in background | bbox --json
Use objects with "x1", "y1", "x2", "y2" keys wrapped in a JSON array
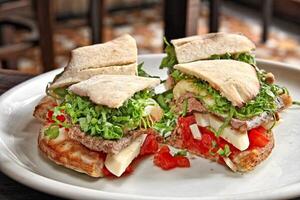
[{"x1": 0, "y1": 0, "x2": 105, "y2": 72}]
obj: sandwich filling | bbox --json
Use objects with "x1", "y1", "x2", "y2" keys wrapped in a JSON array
[{"x1": 45, "y1": 88, "x2": 162, "y2": 141}]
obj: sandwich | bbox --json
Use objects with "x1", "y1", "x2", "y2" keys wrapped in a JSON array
[
  {"x1": 36, "y1": 74, "x2": 163, "y2": 177},
  {"x1": 160, "y1": 33, "x2": 256, "y2": 88},
  {"x1": 34, "y1": 34, "x2": 138, "y2": 124},
  {"x1": 166, "y1": 59, "x2": 292, "y2": 172}
]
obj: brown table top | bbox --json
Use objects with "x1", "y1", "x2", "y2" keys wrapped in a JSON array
[{"x1": 0, "y1": 69, "x2": 64, "y2": 199}]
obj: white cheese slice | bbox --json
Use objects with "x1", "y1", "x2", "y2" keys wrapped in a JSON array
[
  {"x1": 209, "y1": 115, "x2": 249, "y2": 151},
  {"x1": 104, "y1": 134, "x2": 147, "y2": 177},
  {"x1": 194, "y1": 113, "x2": 210, "y2": 127},
  {"x1": 223, "y1": 157, "x2": 237, "y2": 172},
  {"x1": 189, "y1": 124, "x2": 202, "y2": 139}
]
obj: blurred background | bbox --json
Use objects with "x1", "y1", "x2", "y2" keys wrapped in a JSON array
[{"x1": 0, "y1": 0, "x2": 299, "y2": 74}]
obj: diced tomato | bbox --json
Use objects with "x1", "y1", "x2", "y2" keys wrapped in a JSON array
[
  {"x1": 158, "y1": 145, "x2": 170, "y2": 153},
  {"x1": 154, "y1": 151, "x2": 177, "y2": 170},
  {"x1": 153, "y1": 146, "x2": 190, "y2": 170},
  {"x1": 56, "y1": 114, "x2": 66, "y2": 122},
  {"x1": 140, "y1": 134, "x2": 159, "y2": 156},
  {"x1": 46, "y1": 110, "x2": 55, "y2": 123},
  {"x1": 47, "y1": 110, "x2": 54, "y2": 119},
  {"x1": 174, "y1": 156, "x2": 190, "y2": 167},
  {"x1": 102, "y1": 166, "x2": 112, "y2": 177},
  {"x1": 248, "y1": 126, "x2": 269, "y2": 149},
  {"x1": 124, "y1": 164, "x2": 134, "y2": 174},
  {"x1": 177, "y1": 115, "x2": 243, "y2": 160}
]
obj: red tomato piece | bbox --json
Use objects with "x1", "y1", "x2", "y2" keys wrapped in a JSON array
[
  {"x1": 56, "y1": 115, "x2": 66, "y2": 122},
  {"x1": 248, "y1": 126, "x2": 269, "y2": 149},
  {"x1": 174, "y1": 156, "x2": 190, "y2": 167},
  {"x1": 154, "y1": 151, "x2": 177, "y2": 170},
  {"x1": 154, "y1": 146, "x2": 191, "y2": 170},
  {"x1": 159, "y1": 145, "x2": 171, "y2": 153},
  {"x1": 140, "y1": 134, "x2": 159, "y2": 156},
  {"x1": 47, "y1": 110, "x2": 54, "y2": 119},
  {"x1": 102, "y1": 166, "x2": 112, "y2": 177}
]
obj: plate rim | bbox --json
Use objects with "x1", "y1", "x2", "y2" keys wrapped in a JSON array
[{"x1": 0, "y1": 54, "x2": 300, "y2": 200}]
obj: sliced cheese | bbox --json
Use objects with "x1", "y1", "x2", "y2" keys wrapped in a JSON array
[
  {"x1": 189, "y1": 124, "x2": 202, "y2": 139},
  {"x1": 194, "y1": 113, "x2": 210, "y2": 127},
  {"x1": 104, "y1": 134, "x2": 147, "y2": 177},
  {"x1": 223, "y1": 157, "x2": 237, "y2": 172},
  {"x1": 209, "y1": 115, "x2": 249, "y2": 151}
]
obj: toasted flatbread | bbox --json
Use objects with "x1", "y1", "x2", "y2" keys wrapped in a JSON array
[
  {"x1": 50, "y1": 34, "x2": 138, "y2": 89},
  {"x1": 174, "y1": 60, "x2": 260, "y2": 107},
  {"x1": 69, "y1": 75, "x2": 160, "y2": 108},
  {"x1": 171, "y1": 33, "x2": 255, "y2": 63},
  {"x1": 38, "y1": 124, "x2": 105, "y2": 177}
]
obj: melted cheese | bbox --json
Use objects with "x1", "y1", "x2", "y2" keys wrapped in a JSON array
[{"x1": 104, "y1": 134, "x2": 147, "y2": 177}]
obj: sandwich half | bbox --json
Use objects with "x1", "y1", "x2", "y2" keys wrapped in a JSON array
[
  {"x1": 166, "y1": 59, "x2": 292, "y2": 172},
  {"x1": 35, "y1": 34, "x2": 138, "y2": 124},
  {"x1": 160, "y1": 33, "x2": 256, "y2": 89},
  {"x1": 35, "y1": 75, "x2": 164, "y2": 177}
]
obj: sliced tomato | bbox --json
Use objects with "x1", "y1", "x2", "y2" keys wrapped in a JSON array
[
  {"x1": 174, "y1": 156, "x2": 190, "y2": 167},
  {"x1": 248, "y1": 126, "x2": 269, "y2": 149},
  {"x1": 140, "y1": 134, "x2": 159, "y2": 156}
]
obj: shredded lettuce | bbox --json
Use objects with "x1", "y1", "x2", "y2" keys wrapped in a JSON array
[
  {"x1": 210, "y1": 52, "x2": 256, "y2": 66},
  {"x1": 217, "y1": 144, "x2": 231, "y2": 157},
  {"x1": 153, "y1": 90, "x2": 177, "y2": 137},
  {"x1": 51, "y1": 90, "x2": 157, "y2": 140}
]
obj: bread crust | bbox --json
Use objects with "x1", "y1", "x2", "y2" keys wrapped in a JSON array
[
  {"x1": 33, "y1": 96, "x2": 57, "y2": 123},
  {"x1": 38, "y1": 124, "x2": 105, "y2": 177}
]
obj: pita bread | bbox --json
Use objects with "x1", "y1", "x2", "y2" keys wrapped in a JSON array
[
  {"x1": 171, "y1": 33, "x2": 255, "y2": 64},
  {"x1": 174, "y1": 60, "x2": 260, "y2": 107},
  {"x1": 50, "y1": 34, "x2": 137, "y2": 89},
  {"x1": 69, "y1": 75, "x2": 160, "y2": 108}
]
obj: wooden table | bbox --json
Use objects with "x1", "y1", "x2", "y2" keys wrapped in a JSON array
[{"x1": 0, "y1": 69, "x2": 64, "y2": 199}]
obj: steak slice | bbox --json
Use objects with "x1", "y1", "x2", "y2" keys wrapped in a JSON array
[
  {"x1": 67, "y1": 126, "x2": 148, "y2": 154},
  {"x1": 173, "y1": 93, "x2": 207, "y2": 114}
]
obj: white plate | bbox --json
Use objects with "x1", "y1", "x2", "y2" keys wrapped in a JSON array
[{"x1": 0, "y1": 54, "x2": 300, "y2": 200}]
